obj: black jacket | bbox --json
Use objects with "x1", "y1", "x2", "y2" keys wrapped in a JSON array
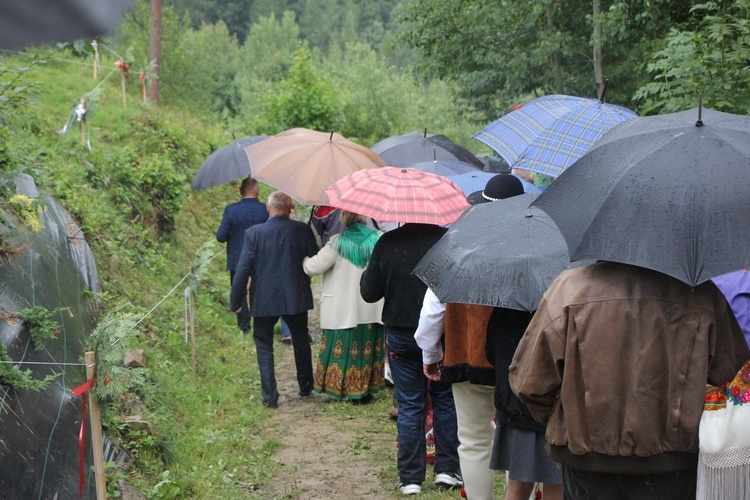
[
  {"x1": 485, "y1": 307, "x2": 543, "y2": 432},
  {"x1": 360, "y1": 223, "x2": 446, "y2": 334}
]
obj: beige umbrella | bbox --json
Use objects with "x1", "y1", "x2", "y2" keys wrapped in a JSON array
[{"x1": 245, "y1": 128, "x2": 385, "y2": 205}]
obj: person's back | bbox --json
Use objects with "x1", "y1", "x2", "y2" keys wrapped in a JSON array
[{"x1": 510, "y1": 261, "x2": 750, "y2": 498}]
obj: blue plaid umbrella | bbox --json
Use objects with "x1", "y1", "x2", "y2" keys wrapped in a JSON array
[{"x1": 474, "y1": 94, "x2": 638, "y2": 178}]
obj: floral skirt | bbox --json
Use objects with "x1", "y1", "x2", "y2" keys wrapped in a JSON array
[{"x1": 313, "y1": 323, "x2": 386, "y2": 400}]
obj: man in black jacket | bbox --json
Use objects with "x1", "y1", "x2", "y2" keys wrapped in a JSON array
[{"x1": 360, "y1": 223, "x2": 461, "y2": 495}]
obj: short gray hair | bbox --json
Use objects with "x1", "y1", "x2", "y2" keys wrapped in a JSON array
[{"x1": 267, "y1": 191, "x2": 294, "y2": 212}]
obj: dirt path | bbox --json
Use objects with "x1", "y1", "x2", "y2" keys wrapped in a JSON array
[{"x1": 254, "y1": 283, "x2": 396, "y2": 499}]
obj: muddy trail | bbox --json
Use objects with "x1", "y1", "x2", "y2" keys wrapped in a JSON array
[{"x1": 253, "y1": 284, "x2": 397, "y2": 499}]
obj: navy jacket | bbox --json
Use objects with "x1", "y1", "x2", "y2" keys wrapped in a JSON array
[
  {"x1": 230, "y1": 215, "x2": 319, "y2": 317},
  {"x1": 216, "y1": 197, "x2": 269, "y2": 271}
]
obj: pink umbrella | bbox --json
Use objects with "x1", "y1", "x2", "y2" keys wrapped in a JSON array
[{"x1": 325, "y1": 167, "x2": 470, "y2": 226}]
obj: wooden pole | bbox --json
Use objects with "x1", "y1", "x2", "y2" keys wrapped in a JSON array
[
  {"x1": 85, "y1": 351, "x2": 107, "y2": 499},
  {"x1": 189, "y1": 267, "x2": 196, "y2": 372},
  {"x1": 121, "y1": 70, "x2": 127, "y2": 109},
  {"x1": 92, "y1": 41, "x2": 99, "y2": 79}
]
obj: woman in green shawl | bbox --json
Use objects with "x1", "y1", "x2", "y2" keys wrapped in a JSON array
[{"x1": 303, "y1": 211, "x2": 385, "y2": 401}]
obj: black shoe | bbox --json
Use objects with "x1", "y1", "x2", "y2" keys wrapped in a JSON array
[
  {"x1": 280, "y1": 336, "x2": 292, "y2": 345},
  {"x1": 263, "y1": 400, "x2": 278, "y2": 409}
]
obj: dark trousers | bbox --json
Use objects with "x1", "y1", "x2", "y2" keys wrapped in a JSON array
[
  {"x1": 387, "y1": 331, "x2": 460, "y2": 485},
  {"x1": 563, "y1": 466, "x2": 697, "y2": 500},
  {"x1": 252, "y1": 313, "x2": 313, "y2": 406},
  {"x1": 229, "y1": 271, "x2": 250, "y2": 332}
]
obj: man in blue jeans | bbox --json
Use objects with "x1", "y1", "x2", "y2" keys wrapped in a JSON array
[{"x1": 360, "y1": 222, "x2": 461, "y2": 495}]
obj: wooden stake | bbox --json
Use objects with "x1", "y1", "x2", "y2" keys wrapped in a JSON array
[
  {"x1": 85, "y1": 351, "x2": 107, "y2": 499},
  {"x1": 121, "y1": 70, "x2": 127, "y2": 109},
  {"x1": 189, "y1": 267, "x2": 196, "y2": 372},
  {"x1": 92, "y1": 41, "x2": 99, "y2": 79}
]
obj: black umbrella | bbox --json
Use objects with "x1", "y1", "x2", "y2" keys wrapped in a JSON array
[
  {"x1": 371, "y1": 130, "x2": 484, "y2": 168},
  {"x1": 191, "y1": 135, "x2": 268, "y2": 190},
  {"x1": 413, "y1": 193, "x2": 587, "y2": 311},
  {"x1": 532, "y1": 107, "x2": 750, "y2": 286},
  {"x1": 409, "y1": 159, "x2": 481, "y2": 177}
]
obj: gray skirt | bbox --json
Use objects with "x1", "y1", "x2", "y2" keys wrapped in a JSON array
[{"x1": 490, "y1": 423, "x2": 563, "y2": 485}]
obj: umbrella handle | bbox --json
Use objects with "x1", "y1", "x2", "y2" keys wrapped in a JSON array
[{"x1": 696, "y1": 95, "x2": 704, "y2": 127}]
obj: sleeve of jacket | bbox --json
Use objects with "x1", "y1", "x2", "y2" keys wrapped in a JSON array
[
  {"x1": 303, "y1": 224, "x2": 320, "y2": 257},
  {"x1": 216, "y1": 206, "x2": 231, "y2": 243},
  {"x1": 303, "y1": 241, "x2": 336, "y2": 277},
  {"x1": 230, "y1": 229, "x2": 255, "y2": 311},
  {"x1": 707, "y1": 286, "x2": 750, "y2": 386},
  {"x1": 360, "y1": 241, "x2": 384, "y2": 303},
  {"x1": 414, "y1": 288, "x2": 446, "y2": 364},
  {"x1": 508, "y1": 298, "x2": 566, "y2": 426}
]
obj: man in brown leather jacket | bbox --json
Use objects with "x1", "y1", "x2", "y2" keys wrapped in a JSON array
[{"x1": 510, "y1": 261, "x2": 750, "y2": 499}]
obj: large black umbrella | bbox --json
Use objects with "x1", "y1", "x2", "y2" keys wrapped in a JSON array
[
  {"x1": 413, "y1": 192, "x2": 587, "y2": 311},
  {"x1": 191, "y1": 135, "x2": 268, "y2": 190},
  {"x1": 371, "y1": 130, "x2": 484, "y2": 168},
  {"x1": 533, "y1": 107, "x2": 750, "y2": 286}
]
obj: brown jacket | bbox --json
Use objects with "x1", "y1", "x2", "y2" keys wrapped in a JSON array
[
  {"x1": 509, "y1": 262, "x2": 750, "y2": 474},
  {"x1": 441, "y1": 303, "x2": 494, "y2": 385}
]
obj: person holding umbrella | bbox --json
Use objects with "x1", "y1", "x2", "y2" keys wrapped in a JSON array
[
  {"x1": 216, "y1": 177, "x2": 268, "y2": 334},
  {"x1": 414, "y1": 173, "x2": 527, "y2": 500},
  {"x1": 509, "y1": 261, "x2": 750, "y2": 498}
]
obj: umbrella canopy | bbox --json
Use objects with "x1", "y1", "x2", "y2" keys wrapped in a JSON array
[
  {"x1": 474, "y1": 94, "x2": 638, "y2": 178},
  {"x1": 413, "y1": 193, "x2": 587, "y2": 311},
  {"x1": 245, "y1": 128, "x2": 385, "y2": 205},
  {"x1": 447, "y1": 171, "x2": 540, "y2": 197},
  {"x1": 371, "y1": 130, "x2": 484, "y2": 168},
  {"x1": 532, "y1": 107, "x2": 750, "y2": 286},
  {"x1": 191, "y1": 135, "x2": 269, "y2": 190},
  {"x1": 325, "y1": 167, "x2": 470, "y2": 226},
  {"x1": 409, "y1": 159, "x2": 481, "y2": 177}
]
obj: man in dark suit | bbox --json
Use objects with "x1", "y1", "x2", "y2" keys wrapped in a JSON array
[
  {"x1": 230, "y1": 191, "x2": 319, "y2": 408},
  {"x1": 216, "y1": 177, "x2": 268, "y2": 333}
]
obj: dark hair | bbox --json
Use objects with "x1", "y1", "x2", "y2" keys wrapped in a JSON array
[{"x1": 240, "y1": 177, "x2": 259, "y2": 196}]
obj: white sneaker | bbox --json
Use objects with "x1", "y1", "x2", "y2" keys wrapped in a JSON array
[
  {"x1": 435, "y1": 472, "x2": 463, "y2": 489},
  {"x1": 398, "y1": 482, "x2": 421, "y2": 495}
]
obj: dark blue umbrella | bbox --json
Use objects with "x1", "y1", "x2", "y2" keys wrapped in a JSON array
[
  {"x1": 371, "y1": 130, "x2": 484, "y2": 168},
  {"x1": 447, "y1": 171, "x2": 539, "y2": 197}
]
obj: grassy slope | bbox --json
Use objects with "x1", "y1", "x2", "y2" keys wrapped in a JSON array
[{"x1": 4, "y1": 48, "x2": 291, "y2": 496}]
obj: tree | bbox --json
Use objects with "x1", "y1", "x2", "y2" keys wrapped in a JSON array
[
  {"x1": 634, "y1": 0, "x2": 750, "y2": 114},
  {"x1": 255, "y1": 47, "x2": 343, "y2": 133},
  {"x1": 148, "y1": 0, "x2": 162, "y2": 102},
  {"x1": 397, "y1": 0, "x2": 698, "y2": 119}
]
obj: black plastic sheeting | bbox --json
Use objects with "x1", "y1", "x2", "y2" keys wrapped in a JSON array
[{"x1": 0, "y1": 174, "x2": 102, "y2": 499}]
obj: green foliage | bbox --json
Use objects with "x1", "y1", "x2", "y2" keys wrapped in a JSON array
[
  {"x1": 84, "y1": 302, "x2": 147, "y2": 402},
  {"x1": 17, "y1": 305, "x2": 65, "y2": 350},
  {"x1": 634, "y1": 0, "x2": 750, "y2": 114},
  {"x1": 0, "y1": 340, "x2": 59, "y2": 391},
  {"x1": 147, "y1": 470, "x2": 182, "y2": 499},
  {"x1": 189, "y1": 240, "x2": 219, "y2": 295},
  {"x1": 256, "y1": 47, "x2": 343, "y2": 133},
  {"x1": 104, "y1": 461, "x2": 129, "y2": 498}
]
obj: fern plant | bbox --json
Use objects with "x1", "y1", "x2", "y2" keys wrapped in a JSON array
[{"x1": 84, "y1": 301, "x2": 147, "y2": 401}]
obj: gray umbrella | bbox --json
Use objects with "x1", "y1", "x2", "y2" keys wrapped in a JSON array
[
  {"x1": 0, "y1": 0, "x2": 135, "y2": 49},
  {"x1": 371, "y1": 130, "x2": 484, "y2": 168},
  {"x1": 413, "y1": 192, "x2": 588, "y2": 311},
  {"x1": 191, "y1": 135, "x2": 268, "y2": 190},
  {"x1": 532, "y1": 107, "x2": 750, "y2": 286}
]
